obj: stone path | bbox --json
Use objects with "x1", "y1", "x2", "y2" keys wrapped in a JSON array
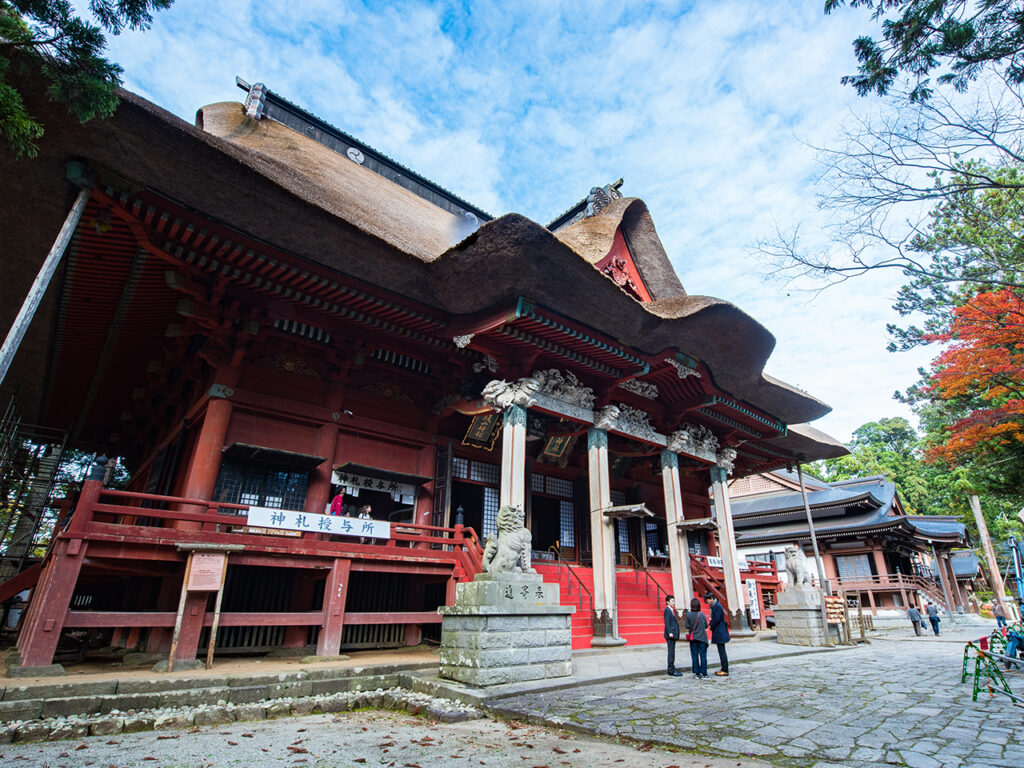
[
  {"x1": 492, "y1": 635, "x2": 1024, "y2": 768},
  {"x1": 0, "y1": 709, "x2": 774, "y2": 768}
]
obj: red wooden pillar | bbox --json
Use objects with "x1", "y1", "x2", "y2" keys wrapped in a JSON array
[
  {"x1": 178, "y1": 370, "x2": 238, "y2": 528},
  {"x1": 284, "y1": 573, "x2": 316, "y2": 648},
  {"x1": 16, "y1": 539, "x2": 88, "y2": 668},
  {"x1": 317, "y1": 558, "x2": 351, "y2": 656},
  {"x1": 404, "y1": 578, "x2": 425, "y2": 646},
  {"x1": 306, "y1": 423, "x2": 339, "y2": 517},
  {"x1": 173, "y1": 589, "x2": 209, "y2": 663},
  {"x1": 865, "y1": 587, "x2": 877, "y2": 615},
  {"x1": 146, "y1": 571, "x2": 183, "y2": 653}
]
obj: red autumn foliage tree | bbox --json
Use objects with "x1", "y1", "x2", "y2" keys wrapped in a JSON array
[{"x1": 923, "y1": 289, "x2": 1024, "y2": 463}]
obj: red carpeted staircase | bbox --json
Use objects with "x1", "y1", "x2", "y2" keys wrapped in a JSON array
[
  {"x1": 614, "y1": 569, "x2": 675, "y2": 646},
  {"x1": 534, "y1": 562, "x2": 595, "y2": 649},
  {"x1": 534, "y1": 562, "x2": 685, "y2": 649}
]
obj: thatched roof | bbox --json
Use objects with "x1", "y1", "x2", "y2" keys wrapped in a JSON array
[{"x1": 1, "y1": 76, "x2": 838, "y2": 436}]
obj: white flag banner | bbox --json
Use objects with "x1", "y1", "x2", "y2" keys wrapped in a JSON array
[{"x1": 247, "y1": 506, "x2": 391, "y2": 539}]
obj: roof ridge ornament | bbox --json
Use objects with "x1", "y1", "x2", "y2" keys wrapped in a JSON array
[
  {"x1": 665, "y1": 357, "x2": 701, "y2": 379},
  {"x1": 243, "y1": 82, "x2": 268, "y2": 120},
  {"x1": 617, "y1": 378, "x2": 658, "y2": 400},
  {"x1": 584, "y1": 181, "x2": 623, "y2": 218},
  {"x1": 593, "y1": 405, "x2": 619, "y2": 431},
  {"x1": 610, "y1": 403, "x2": 657, "y2": 443},
  {"x1": 716, "y1": 448, "x2": 738, "y2": 476},
  {"x1": 532, "y1": 368, "x2": 596, "y2": 409},
  {"x1": 472, "y1": 354, "x2": 498, "y2": 374},
  {"x1": 481, "y1": 378, "x2": 540, "y2": 410},
  {"x1": 667, "y1": 423, "x2": 719, "y2": 455}
]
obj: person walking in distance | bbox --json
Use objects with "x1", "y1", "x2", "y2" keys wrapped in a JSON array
[
  {"x1": 906, "y1": 603, "x2": 923, "y2": 636},
  {"x1": 994, "y1": 600, "x2": 1008, "y2": 630},
  {"x1": 706, "y1": 593, "x2": 730, "y2": 676},
  {"x1": 663, "y1": 595, "x2": 682, "y2": 676},
  {"x1": 685, "y1": 597, "x2": 709, "y2": 679},
  {"x1": 925, "y1": 601, "x2": 941, "y2": 636}
]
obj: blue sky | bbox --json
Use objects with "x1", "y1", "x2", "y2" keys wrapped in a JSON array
[{"x1": 88, "y1": 0, "x2": 936, "y2": 442}]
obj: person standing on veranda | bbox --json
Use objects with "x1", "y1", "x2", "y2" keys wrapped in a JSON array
[
  {"x1": 706, "y1": 592, "x2": 730, "y2": 676},
  {"x1": 663, "y1": 595, "x2": 682, "y2": 677}
]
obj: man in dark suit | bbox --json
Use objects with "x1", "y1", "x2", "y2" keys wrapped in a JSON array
[
  {"x1": 664, "y1": 595, "x2": 682, "y2": 676},
  {"x1": 707, "y1": 592, "x2": 730, "y2": 676}
]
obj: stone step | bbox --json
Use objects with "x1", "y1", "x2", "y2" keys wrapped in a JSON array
[{"x1": 0, "y1": 663, "x2": 431, "y2": 724}]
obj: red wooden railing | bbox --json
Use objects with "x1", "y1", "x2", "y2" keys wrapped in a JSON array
[{"x1": 61, "y1": 480, "x2": 485, "y2": 579}]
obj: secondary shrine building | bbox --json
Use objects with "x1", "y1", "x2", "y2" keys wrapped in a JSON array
[{"x1": 0, "y1": 77, "x2": 848, "y2": 667}]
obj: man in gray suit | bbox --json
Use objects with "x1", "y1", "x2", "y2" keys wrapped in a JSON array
[{"x1": 664, "y1": 595, "x2": 682, "y2": 676}]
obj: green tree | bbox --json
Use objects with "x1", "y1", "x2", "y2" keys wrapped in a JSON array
[
  {"x1": 827, "y1": 0, "x2": 1024, "y2": 101},
  {"x1": 1, "y1": 0, "x2": 173, "y2": 158},
  {"x1": 819, "y1": 417, "x2": 944, "y2": 515}
]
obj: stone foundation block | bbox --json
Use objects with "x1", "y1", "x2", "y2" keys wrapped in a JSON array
[
  {"x1": 290, "y1": 698, "x2": 317, "y2": 717},
  {"x1": 194, "y1": 706, "x2": 233, "y2": 726},
  {"x1": 0, "y1": 699, "x2": 42, "y2": 721},
  {"x1": 102, "y1": 692, "x2": 163, "y2": 713},
  {"x1": 154, "y1": 712, "x2": 194, "y2": 730},
  {"x1": 3, "y1": 680, "x2": 116, "y2": 701},
  {"x1": 14, "y1": 722, "x2": 51, "y2": 742},
  {"x1": 231, "y1": 704, "x2": 267, "y2": 721},
  {"x1": 89, "y1": 717, "x2": 124, "y2": 736},
  {"x1": 42, "y1": 696, "x2": 100, "y2": 719},
  {"x1": 228, "y1": 685, "x2": 269, "y2": 704},
  {"x1": 47, "y1": 722, "x2": 90, "y2": 741},
  {"x1": 265, "y1": 700, "x2": 292, "y2": 718},
  {"x1": 123, "y1": 714, "x2": 157, "y2": 733}
]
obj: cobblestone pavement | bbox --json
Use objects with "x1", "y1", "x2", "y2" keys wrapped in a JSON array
[{"x1": 492, "y1": 635, "x2": 1024, "y2": 768}]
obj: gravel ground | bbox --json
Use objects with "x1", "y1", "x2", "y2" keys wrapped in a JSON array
[{"x1": 0, "y1": 709, "x2": 772, "y2": 768}]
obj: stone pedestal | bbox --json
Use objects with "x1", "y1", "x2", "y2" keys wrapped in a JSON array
[
  {"x1": 773, "y1": 586, "x2": 830, "y2": 647},
  {"x1": 438, "y1": 572, "x2": 575, "y2": 687}
]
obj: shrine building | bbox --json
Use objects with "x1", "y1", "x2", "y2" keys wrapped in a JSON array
[
  {"x1": 0, "y1": 76, "x2": 848, "y2": 667},
  {"x1": 726, "y1": 470, "x2": 971, "y2": 623}
]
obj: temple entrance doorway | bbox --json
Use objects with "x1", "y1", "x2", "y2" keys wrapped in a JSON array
[
  {"x1": 451, "y1": 481, "x2": 499, "y2": 540},
  {"x1": 528, "y1": 495, "x2": 561, "y2": 558}
]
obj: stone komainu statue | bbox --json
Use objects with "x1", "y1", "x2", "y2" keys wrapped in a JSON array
[
  {"x1": 784, "y1": 544, "x2": 813, "y2": 588},
  {"x1": 482, "y1": 505, "x2": 535, "y2": 574}
]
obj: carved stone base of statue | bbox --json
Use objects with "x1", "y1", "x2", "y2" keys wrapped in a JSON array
[
  {"x1": 773, "y1": 586, "x2": 830, "y2": 647},
  {"x1": 438, "y1": 572, "x2": 575, "y2": 687}
]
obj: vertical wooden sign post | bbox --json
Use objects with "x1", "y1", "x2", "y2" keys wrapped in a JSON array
[{"x1": 168, "y1": 544, "x2": 242, "y2": 672}]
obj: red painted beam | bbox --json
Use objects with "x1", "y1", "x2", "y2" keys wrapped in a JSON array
[
  {"x1": 65, "y1": 611, "x2": 177, "y2": 628},
  {"x1": 344, "y1": 612, "x2": 442, "y2": 625},
  {"x1": 0, "y1": 562, "x2": 42, "y2": 604},
  {"x1": 205, "y1": 612, "x2": 324, "y2": 627},
  {"x1": 350, "y1": 562, "x2": 452, "y2": 576}
]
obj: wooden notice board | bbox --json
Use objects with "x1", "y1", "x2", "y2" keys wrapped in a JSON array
[{"x1": 187, "y1": 552, "x2": 227, "y2": 591}]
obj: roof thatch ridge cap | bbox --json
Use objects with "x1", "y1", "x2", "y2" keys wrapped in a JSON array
[
  {"x1": 248, "y1": 86, "x2": 494, "y2": 220},
  {"x1": 196, "y1": 100, "x2": 462, "y2": 262}
]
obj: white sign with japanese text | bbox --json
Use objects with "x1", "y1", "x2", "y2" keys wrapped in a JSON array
[
  {"x1": 706, "y1": 556, "x2": 749, "y2": 571},
  {"x1": 331, "y1": 469, "x2": 416, "y2": 498},
  {"x1": 746, "y1": 578, "x2": 761, "y2": 620},
  {"x1": 246, "y1": 506, "x2": 391, "y2": 539}
]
